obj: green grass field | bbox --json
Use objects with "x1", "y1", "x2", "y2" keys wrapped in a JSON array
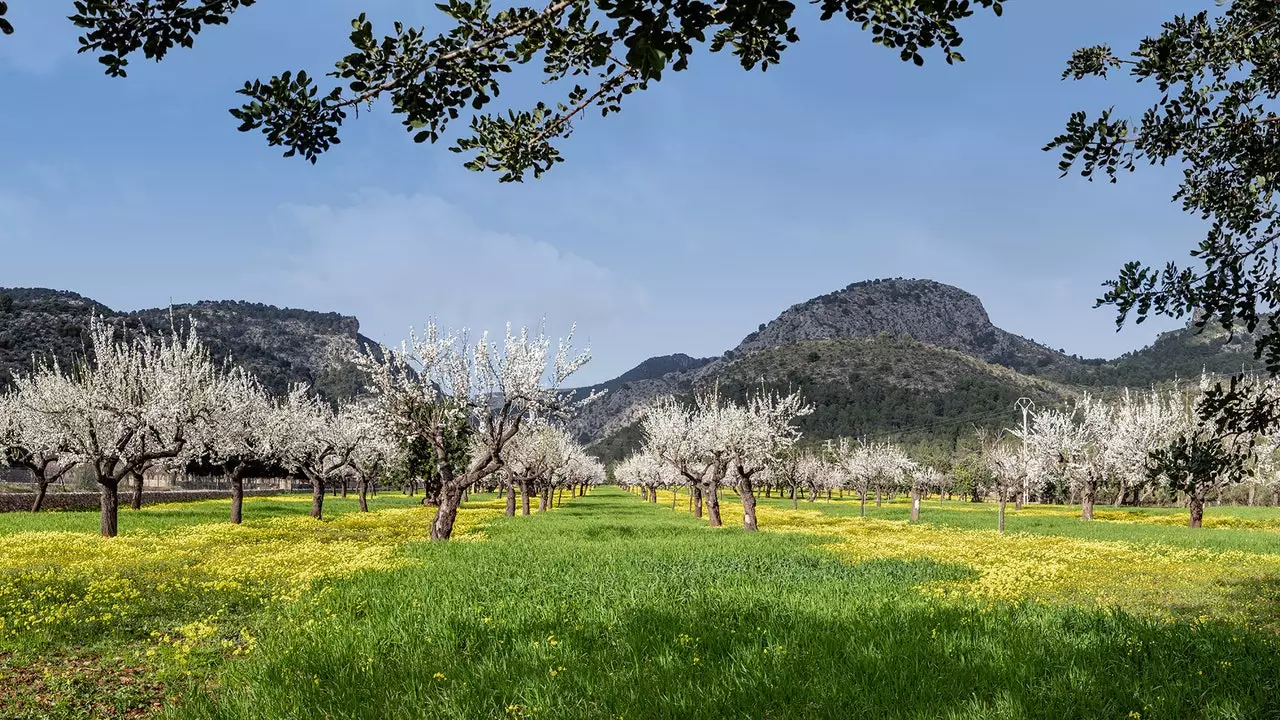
[{"x1": 1, "y1": 488, "x2": 1278, "y2": 719}]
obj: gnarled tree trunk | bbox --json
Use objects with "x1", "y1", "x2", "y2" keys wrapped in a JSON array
[
  {"x1": 703, "y1": 482, "x2": 722, "y2": 527},
  {"x1": 430, "y1": 483, "x2": 464, "y2": 541},
  {"x1": 740, "y1": 477, "x2": 758, "y2": 532},
  {"x1": 1189, "y1": 484, "x2": 1207, "y2": 529},
  {"x1": 31, "y1": 480, "x2": 49, "y2": 513},
  {"x1": 1080, "y1": 474, "x2": 1096, "y2": 521},
  {"x1": 909, "y1": 486, "x2": 921, "y2": 523},
  {"x1": 505, "y1": 482, "x2": 516, "y2": 517},
  {"x1": 693, "y1": 486, "x2": 703, "y2": 518},
  {"x1": 99, "y1": 477, "x2": 121, "y2": 537},
  {"x1": 358, "y1": 476, "x2": 370, "y2": 513},
  {"x1": 310, "y1": 478, "x2": 325, "y2": 519},
  {"x1": 520, "y1": 480, "x2": 531, "y2": 516},
  {"x1": 129, "y1": 469, "x2": 144, "y2": 511},
  {"x1": 230, "y1": 465, "x2": 247, "y2": 524}
]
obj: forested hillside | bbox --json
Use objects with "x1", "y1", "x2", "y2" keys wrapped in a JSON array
[{"x1": 0, "y1": 288, "x2": 376, "y2": 402}]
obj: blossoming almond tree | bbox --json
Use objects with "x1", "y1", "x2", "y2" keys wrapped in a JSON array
[
  {"x1": 359, "y1": 322, "x2": 592, "y2": 541},
  {"x1": 13, "y1": 316, "x2": 221, "y2": 537},
  {"x1": 193, "y1": 367, "x2": 288, "y2": 524},
  {"x1": 832, "y1": 438, "x2": 914, "y2": 518},
  {"x1": 275, "y1": 385, "x2": 364, "y2": 521},
  {"x1": 723, "y1": 388, "x2": 812, "y2": 531},
  {"x1": 0, "y1": 389, "x2": 77, "y2": 512},
  {"x1": 642, "y1": 390, "x2": 734, "y2": 527},
  {"x1": 503, "y1": 421, "x2": 573, "y2": 514}
]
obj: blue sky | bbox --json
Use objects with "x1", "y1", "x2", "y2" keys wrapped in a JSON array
[{"x1": 0, "y1": 1, "x2": 1206, "y2": 384}]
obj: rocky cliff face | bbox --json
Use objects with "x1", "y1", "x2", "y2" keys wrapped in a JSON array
[
  {"x1": 0, "y1": 289, "x2": 374, "y2": 401},
  {"x1": 734, "y1": 278, "x2": 1075, "y2": 375}
]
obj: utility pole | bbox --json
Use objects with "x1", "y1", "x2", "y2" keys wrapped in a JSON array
[{"x1": 1014, "y1": 397, "x2": 1034, "y2": 507}]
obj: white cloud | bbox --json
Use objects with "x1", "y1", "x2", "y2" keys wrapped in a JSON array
[{"x1": 262, "y1": 189, "x2": 648, "y2": 356}]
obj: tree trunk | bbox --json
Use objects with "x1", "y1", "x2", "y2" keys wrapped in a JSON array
[
  {"x1": 130, "y1": 470, "x2": 144, "y2": 511},
  {"x1": 430, "y1": 483, "x2": 464, "y2": 541},
  {"x1": 1189, "y1": 486, "x2": 1206, "y2": 529},
  {"x1": 1080, "y1": 476, "x2": 1096, "y2": 521},
  {"x1": 790, "y1": 485, "x2": 797, "y2": 509},
  {"x1": 860, "y1": 491, "x2": 867, "y2": 517},
  {"x1": 556, "y1": 487, "x2": 564, "y2": 507},
  {"x1": 99, "y1": 478, "x2": 120, "y2": 538},
  {"x1": 505, "y1": 482, "x2": 516, "y2": 516},
  {"x1": 519, "y1": 480, "x2": 531, "y2": 515},
  {"x1": 672, "y1": 486, "x2": 678, "y2": 510},
  {"x1": 875, "y1": 487, "x2": 882, "y2": 507},
  {"x1": 910, "y1": 486, "x2": 921, "y2": 523},
  {"x1": 765, "y1": 486, "x2": 771, "y2": 498},
  {"x1": 693, "y1": 486, "x2": 703, "y2": 518},
  {"x1": 1248, "y1": 484, "x2": 1257, "y2": 507},
  {"x1": 539, "y1": 486, "x2": 550, "y2": 512},
  {"x1": 741, "y1": 479, "x2": 758, "y2": 532},
  {"x1": 649, "y1": 487, "x2": 657, "y2": 504},
  {"x1": 310, "y1": 479, "x2": 325, "y2": 519},
  {"x1": 998, "y1": 494, "x2": 1007, "y2": 534},
  {"x1": 231, "y1": 469, "x2": 245, "y2": 524},
  {"x1": 409, "y1": 480, "x2": 416, "y2": 497},
  {"x1": 826, "y1": 488, "x2": 832, "y2": 502},
  {"x1": 341, "y1": 479, "x2": 348, "y2": 499},
  {"x1": 358, "y1": 477, "x2": 370, "y2": 513},
  {"x1": 1112, "y1": 481, "x2": 1127, "y2": 507},
  {"x1": 704, "y1": 482, "x2": 722, "y2": 527},
  {"x1": 30, "y1": 480, "x2": 48, "y2": 513}
]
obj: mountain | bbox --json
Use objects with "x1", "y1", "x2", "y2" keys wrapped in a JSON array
[
  {"x1": 574, "y1": 353, "x2": 716, "y2": 398},
  {"x1": 569, "y1": 278, "x2": 1262, "y2": 464},
  {"x1": 733, "y1": 278, "x2": 1077, "y2": 375},
  {"x1": 0, "y1": 288, "x2": 377, "y2": 402},
  {"x1": 1, "y1": 279, "x2": 1265, "y2": 465}
]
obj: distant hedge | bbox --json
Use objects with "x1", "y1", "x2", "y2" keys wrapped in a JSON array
[{"x1": 0, "y1": 489, "x2": 292, "y2": 513}]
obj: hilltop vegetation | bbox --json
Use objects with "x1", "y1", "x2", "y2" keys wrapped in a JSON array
[{"x1": 0, "y1": 289, "x2": 377, "y2": 403}]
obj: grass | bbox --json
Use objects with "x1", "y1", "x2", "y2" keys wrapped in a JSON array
[
  {"x1": 2, "y1": 489, "x2": 1279, "y2": 719},
  {"x1": 754, "y1": 493, "x2": 1280, "y2": 555}
]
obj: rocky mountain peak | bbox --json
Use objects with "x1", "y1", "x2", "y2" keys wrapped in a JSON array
[{"x1": 733, "y1": 278, "x2": 1071, "y2": 375}]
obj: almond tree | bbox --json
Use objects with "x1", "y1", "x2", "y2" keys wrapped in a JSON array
[
  {"x1": 342, "y1": 403, "x2": 397, "y2": 513},
  {"x1": 1103, "y1": 387, "x2": 1176, "y2": 507},
  {"x1": 276, "y1": 386, "x2": 368, "y2": 520},
  {"x1": 615, "y1": 453, "x2": 668, "y2": 506},
  {"x1": 1152, "y1": 374, "x2": 1274, "y2": 528},
  {"x1": 765, "y1": 447, "x2": 804, "y2": 509},
  {"x1": 193, "y1": 367, "x2": 289, "y2": 523},
  {"x1": 642, "y1": 389, "x2": 734, "y2": 527},
  {"x1": 359, "y1": 322, "x2": 592, "y2": 541},
  {"x1": 13, "y1": 317, "x2": 220, "y2": 537},
  {"x1": 0, "y1": 389, "x2": 77, "y2": 512},
  {"x1": 975, "y1": 428, "x2": 1043, "y2": 534},
  {"x1": 906, "y1": 465, "x2": 942, "y2": 523},
  {"x1": 833, "y1": 439, "x2": 913, "y2": 518},
  {"x1": 724, "y1": 389, "x2": 811, "y2": 531},
  {"x1": 1017, "y1": 399, "x2": 1101, "y2": 520},
  {"x1": 796, "y1": 452, "x2": 837, "y2": 504}
]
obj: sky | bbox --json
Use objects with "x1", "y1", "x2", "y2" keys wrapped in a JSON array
[{"x1": 0, "y1": 1, "x2": 1209, "y2": 385}]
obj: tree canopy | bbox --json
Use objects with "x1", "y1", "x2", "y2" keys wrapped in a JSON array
[
  {"x1": 1047, "y1": 0, "x2": 1280, "y2": 457},
  {"x1": 2, "y1": 0, "x2": 1002, "y2": 180}
]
